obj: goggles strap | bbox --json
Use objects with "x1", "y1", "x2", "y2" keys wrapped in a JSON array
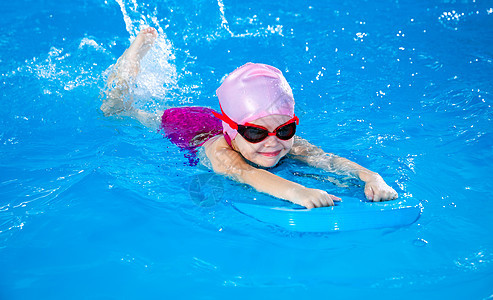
[{"x1": 211, "y1": 105, "x2": 238, "y2": 130}]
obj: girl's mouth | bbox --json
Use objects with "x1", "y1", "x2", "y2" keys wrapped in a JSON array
[{"x1": 259, "y1": 150, "x2": 281, "y2": 157}]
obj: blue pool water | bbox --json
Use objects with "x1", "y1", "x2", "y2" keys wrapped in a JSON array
[{"x1": 1, "y1": 0, "x2": 492, "y2": 299}]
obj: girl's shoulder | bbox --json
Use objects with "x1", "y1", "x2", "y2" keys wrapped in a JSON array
[{"x1": 202, "y1": 134, "x2": 229, "y2": 151}]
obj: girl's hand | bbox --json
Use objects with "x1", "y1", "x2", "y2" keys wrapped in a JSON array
[
  {"x1": 289, "y1": 187, "x2": 342, "y2": 209},
  {"x1": 363, "y1": 174, "x2": 398, "y2": 202}
]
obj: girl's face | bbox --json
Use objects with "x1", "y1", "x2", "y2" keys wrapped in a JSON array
[{"x1": 232, "y1": 114, "x2": 294, "y2": 168}]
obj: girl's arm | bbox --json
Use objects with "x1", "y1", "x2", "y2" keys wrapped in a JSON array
[
  {"x1": 203, "y1": 136, "x2": 341, "y2": 209},
  {"x1": 288, "y1": 136, "x2": 398, "y2": 202}
]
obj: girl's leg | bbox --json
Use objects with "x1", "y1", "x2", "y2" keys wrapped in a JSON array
[{"x1": 101, "y1": 27, "x2": 161, "y2": 128}]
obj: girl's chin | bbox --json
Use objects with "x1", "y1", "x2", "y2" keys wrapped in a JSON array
[{"x1": 254, "y1": 156, "x2": 281, "y2": 168}]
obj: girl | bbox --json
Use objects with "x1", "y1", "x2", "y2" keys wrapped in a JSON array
[{"x1": 101, "y1": 27, "x2": 398, "y2": 209}]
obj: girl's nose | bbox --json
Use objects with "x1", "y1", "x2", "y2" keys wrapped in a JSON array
[{"x1": 263, "y1": 135, "x2": 280, "y2": 147}]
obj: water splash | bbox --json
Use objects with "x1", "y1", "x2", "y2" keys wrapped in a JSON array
[
  {"x1": 438, "y1": 8, "x2": 492, "y2": 31},
  {"x1": 110, "y1": 0, "x2": 178, "y2": 110},
  {"x1": 454, "y1": 250, "x2": 492, "y2": 271},
  {"x1": 3, "y1": 41, "x2": 110, "y2": 99},
  {"x1": 438, "y1": 10, "x2": 466, "y2": 30},
  {"x1": 217, "y1": 0, "x2": 234, "y2": 37}
]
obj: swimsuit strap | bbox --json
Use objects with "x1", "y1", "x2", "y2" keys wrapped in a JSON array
[{"x1": 223, "y1": 132, "x2": 233, "y2": 147}]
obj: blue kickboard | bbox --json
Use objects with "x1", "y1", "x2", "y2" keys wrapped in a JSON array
[{"x1": 232, "y1": 197, "x2": 422, "y2": 232}]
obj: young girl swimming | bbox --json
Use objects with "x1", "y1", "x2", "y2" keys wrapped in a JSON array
[{"x1": 101, "y1": 27, "x2": 398, "y2": 209}]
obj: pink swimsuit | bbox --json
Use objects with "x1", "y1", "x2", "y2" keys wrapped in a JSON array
[{"x1": 160, "y1": 106, "x2": 223, "y2": 165}]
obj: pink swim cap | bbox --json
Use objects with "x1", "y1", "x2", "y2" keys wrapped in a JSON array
[{"x1": 215, "y1": 63, "x2": 295, "y2": 139}]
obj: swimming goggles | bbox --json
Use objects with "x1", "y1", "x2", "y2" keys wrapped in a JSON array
[{"x1": 212, "y1": 107, "x2": 299, "y2": 143}]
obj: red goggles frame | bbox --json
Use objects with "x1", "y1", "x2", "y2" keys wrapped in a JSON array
[{"x1": 212, "y1": 107, "x2": 299, "y2": 143}]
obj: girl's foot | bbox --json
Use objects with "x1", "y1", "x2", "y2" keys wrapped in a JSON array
[{"x1": 118, "y1": 27, "x2": 158, "y2": 76}]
